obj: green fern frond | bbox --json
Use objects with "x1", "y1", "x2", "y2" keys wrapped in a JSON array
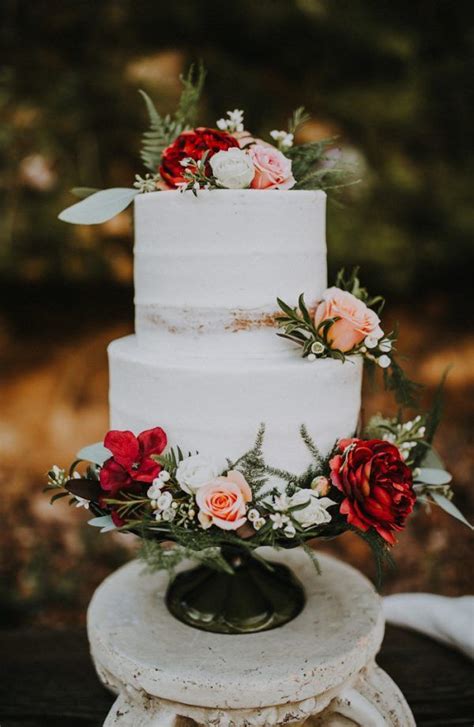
[
  {"x1": 286, "y1": 138, "x2": 335, "y2": 181},
  {"x1": 299, "y1": 424, "x2": 326, "y2": 469},
  {"x1": 138, "y1": 89, "x2": 173, "y2": 171},
  {"x1": 425, "y1": 366, "x2": 451, "y2": 443},
  {"x1": 288, "y1": 106, "x2": 310, "y2": 135},
  {"x1": 175, "y1": 61, "x2": 206, "y2": 128},
  {"x1": 383, "y1": 356, "x2": 422, "y2": 409},
  {"x1": 138, "y1": 63, "x2": 206, "y2": 173},
  {"x1": 152, "y1": 446, "x2": 186, "y2": 474}
]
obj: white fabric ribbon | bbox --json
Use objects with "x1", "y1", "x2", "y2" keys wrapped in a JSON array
[{"x1": 383, "y1": 593, "x2": 474, "y2": 660}]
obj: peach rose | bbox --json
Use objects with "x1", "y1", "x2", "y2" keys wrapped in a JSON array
[
  {"x1": 314, "y1": 287, "x2": 383, "y2": 352},
  {"x1": 249, "y1": 144, "x2": 295, "y2": 190},
  {"x1": 195, "y1": 470, "x2": 252, "y2": 531}
]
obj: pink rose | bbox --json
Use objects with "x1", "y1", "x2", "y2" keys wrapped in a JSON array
[
  {"x1": 314, "y1": 287, "x2": 383, "y2": 352},
  {"x1": 249, "y1": 144, "x2": 295, "y2": 190},
  {"x1": 195, "y1": 470, "x2": 252, "y2": 531}
]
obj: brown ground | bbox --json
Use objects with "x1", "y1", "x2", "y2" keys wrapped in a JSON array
[{"x1": 0, "y1": 291, "x2": 473, "y2": 627}]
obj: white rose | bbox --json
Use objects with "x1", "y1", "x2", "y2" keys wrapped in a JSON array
[
  {"x1": 209, "y1": 148, "x2": 255, "y2": 189},
  {"x1": 176, "y1": 454, "x2": 220, "y2": 495},
  {"x1": 289, "y1": 490, "x2": 336, "y2": 529}
]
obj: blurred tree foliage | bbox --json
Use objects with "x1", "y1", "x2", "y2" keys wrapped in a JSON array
[{"x1": 1, "y1": 0, "x2": 472, "y2": 294}]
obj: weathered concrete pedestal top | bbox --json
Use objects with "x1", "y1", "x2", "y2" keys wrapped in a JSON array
[{"x1": 87, "y1": 548, "x2": 415, "y2": 726}]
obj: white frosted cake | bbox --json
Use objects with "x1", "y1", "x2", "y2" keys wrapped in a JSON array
[
  {"x1": 108, "y1": 190, "x2": 363, "y2": 471},
  {"x1": 50, "y1": 73, "x2": 462, "y2": 650}
]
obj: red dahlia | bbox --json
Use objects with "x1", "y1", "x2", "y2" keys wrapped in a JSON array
[
  {"x1": 159, "y1": 127, "x2": 239, "y2": 187},
  {"x1": 99, "y1": 427, "x2": 167, "y2": 497},
  {"x1": 329, "y1": 438, "x2": 416, "y2": 545}
]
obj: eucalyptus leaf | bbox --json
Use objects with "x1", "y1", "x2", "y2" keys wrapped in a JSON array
[
  {"x1": 415, "y1": 468, "x2": 452, "y2": 486},
  {"x1": 429, "y1": 491, "x2": 473, "y2": 530},
  {"x1": 88, "y1": 515, "x2": 116, "y2": 532},
  {"x1": 76, "y1": 442, "x2": 111, "y2": 466},
  {"x1": 420, "y1": 448, "x2": 445, "y2": 469},
  {"x1": 58, "y1": 187, "x2": 139, "y2": 224}
]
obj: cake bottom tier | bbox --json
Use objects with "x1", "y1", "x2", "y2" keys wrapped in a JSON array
[{"x1": 108, "y1": 336, "x2": 363, "y2": 472}]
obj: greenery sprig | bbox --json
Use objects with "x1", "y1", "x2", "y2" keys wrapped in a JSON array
[
  {"x1": 335, "y1": 266, "x2": 385, "y2": 313},
  {"x1": 139, "y1": 62, "x2": 206, "y2": 172}
]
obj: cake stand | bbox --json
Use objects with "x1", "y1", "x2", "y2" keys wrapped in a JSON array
[{"x1": 87, "y1": 548, "x2": 415, "y2": 726}]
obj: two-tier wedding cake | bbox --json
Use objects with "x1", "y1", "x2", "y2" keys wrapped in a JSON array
[
  {"x1": 108, "y1": 190, "x2": 362, "y2": 472},
  {"x1": 48, "y1": 67, "x2": 464, "y2": 630},
  {"x1": 44, "y1": 67, "x2": 468, "y2": 727}
]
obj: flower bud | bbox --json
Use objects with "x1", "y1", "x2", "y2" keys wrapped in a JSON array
[{"x1": 311, "y1": 475, "x2": 330, "y2": 497}]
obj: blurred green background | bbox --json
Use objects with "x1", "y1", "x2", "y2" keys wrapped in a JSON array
[
  {"x1": 1, "y1": 0, "x2": 473, "y2": 294},
  {"x1": 1, "y1": 0, "x2": 473, "y2": 628}
]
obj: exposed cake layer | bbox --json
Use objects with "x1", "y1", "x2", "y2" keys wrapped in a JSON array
[
  {"x1": 108, "y1": 336, "x2": 363, "y2": 472},
  {"x1": 134, "y1": 189, "x2": 327, "y2": 356}
]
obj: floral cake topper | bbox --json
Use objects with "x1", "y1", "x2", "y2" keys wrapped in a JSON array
[{"x1": 58, "y1": 64, "x2": 357, "y2": 225}]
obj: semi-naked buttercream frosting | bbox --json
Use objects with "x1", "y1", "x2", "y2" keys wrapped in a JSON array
[{"x1": 133, "y1": 189, "x2": 327, "y2": 357}]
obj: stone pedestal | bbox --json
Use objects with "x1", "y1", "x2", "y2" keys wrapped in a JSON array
[{"x1": 87, "y1": 548, "x2": 415, "y2": 726}]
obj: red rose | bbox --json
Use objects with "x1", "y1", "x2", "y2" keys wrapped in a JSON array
[
  {"x1": 160, "y1": 127, "x2": 239, "y2": 187},
  {"x1": 99, "y1": 427, "x2": 167, "y2": 497},
  {"x1": 329, "y1": 438, "x2": 415, "y2": 545}
]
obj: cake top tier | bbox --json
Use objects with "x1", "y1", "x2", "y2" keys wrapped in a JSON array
[{"x1": 134, "y1": 189, "x2": 327, "y2": 356}]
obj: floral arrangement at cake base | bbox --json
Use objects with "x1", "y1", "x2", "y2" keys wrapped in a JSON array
[{"x1": 45, "y1": 385, "x2": 471, "y2": 634}]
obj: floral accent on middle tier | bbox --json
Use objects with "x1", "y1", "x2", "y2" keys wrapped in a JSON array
[{"x1": 276, "y1": 268, "x2": 421, "y2": 408}]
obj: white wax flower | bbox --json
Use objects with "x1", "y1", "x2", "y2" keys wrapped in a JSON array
[
  {"x1": 176, "y1": 453, "x2": 220, "y2": 495},
  {"x1": 289, "y1": 490, "x2": 336, "y2": 528},
  {"x1": 156, "y1": 491, "x2": 173, "y2": 511},
  {"x1": 247, "y1": 508, "x2": 260, "y2": 523},
  {"x1": 270, "y1": 512, "x2": 290, "y2": 530},
  {"x1": 161, "y1": 508, "x2": 176, "y2": 522},
  {"x1": 209, "y1": 148, "x2": 255, "y2": 189},
  {"x1": 311, "y1": 341, "x2": 325, "y2": 355},
  {"x1": 377, "y1": 354, "x2": 391, "y2": 369},
  {"x1": 217, "y1": 109, "x2": 244, "y2": 132},
  {"x1": 379, "y1": 339, "x2": 392, "y2": 353},
  {"x1": 74, "y1": 496, "x2": 90, "y2": 509},
  {"x1": 269, "y1": 129, "x2": 294, "y2": 149},
  {"x1": 364, "y1": 334, "x2": 379, "y2": 349},
  {"x1": 147, "y1": 481, "x2": 162, "y2": 499},
  {"x1": 272, "y1": 493, "x2": 289, "y2": 512}
]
